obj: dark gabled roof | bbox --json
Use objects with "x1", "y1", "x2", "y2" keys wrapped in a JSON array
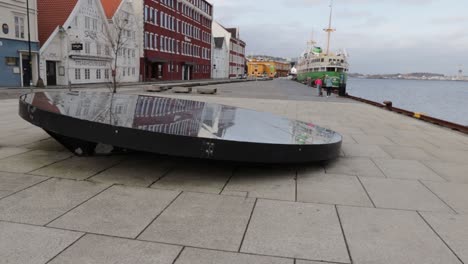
[{"x1": 214, "y1": 37, "x2": 225, "y2": 49}]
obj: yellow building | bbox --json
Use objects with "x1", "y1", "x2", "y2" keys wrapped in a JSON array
[
  {"x1": 247, "y1": 60, "x2": 290, "y2": 78},
  {"x1": 275, "y1": 61, "x2": 291, "y2": 77}
]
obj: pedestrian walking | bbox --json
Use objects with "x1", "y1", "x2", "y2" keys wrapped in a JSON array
[
  {"x1": 314, "y1": 78, "x2": 323, "y2": 96},
  {"x1": 325, "y1": 75, "x2": 333, "y2": 97}
]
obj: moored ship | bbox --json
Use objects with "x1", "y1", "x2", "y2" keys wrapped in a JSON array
[{"x1": 296, "y1": 0, "x2": 349, "y2": 88}]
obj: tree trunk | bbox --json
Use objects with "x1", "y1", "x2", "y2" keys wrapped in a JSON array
[{"x1": 113, "y1": 74, "x2": 117, "y2": 93}]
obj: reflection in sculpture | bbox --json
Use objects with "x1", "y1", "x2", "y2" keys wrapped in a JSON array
[{"x1": 20, "y1": 91, "x2": 342, "y2": 163}]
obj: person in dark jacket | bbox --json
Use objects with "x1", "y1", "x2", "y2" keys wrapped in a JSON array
[{"x1": 325, "y1": 75, "x2": 333, "y2": 97}]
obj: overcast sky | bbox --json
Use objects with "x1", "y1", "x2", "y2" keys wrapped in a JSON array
[{"x1": 208, "y1": 0, "x2": 468, "y2": 75}]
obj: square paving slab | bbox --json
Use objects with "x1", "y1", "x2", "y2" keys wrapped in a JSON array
[
  {"x1": 0, "y1": 178, "x2": 109, "y2": 225},
  {"x1": 297, "y1": 172, "x2": 372, "y2": 207},
  {"x1": 373, "y1": 159, "x2": 445, "y2": 181},
  {"x1": 423, "y1": 181, "x2": 468, "y2": 214},
  {"x1": 22, "y1": 138, "x2": 67, "y2": 151},
  {"x1": 175, "y1": 248, "x2": 293, "y2": 264},
  {"x1": 386, "y1": 135, "x2": 437, "y2": 150},
  {"x1": 0, "y1": 221, "x2": 83, "y2": 264},
  {"x1": 0, "y1": 190, "x2": 10, "y2": 198},
  {"x1": 296, "y1": 261, "x2": 336, "y2": 264},
  {"x1": 0, "y1": 147, "x2": 30, "y2": 160},
  {"x1": 139, "y1": 192, "x2": 255, "y2": 251},
  {"x1": 381, "y1": 145, "x2": 437, "y2": 161},
  {"x1": 422, "y1": 161, "x2": 468, "y2": 183},
  {"x1": 351, "y1": 135, "x2": 395, "y2": 145},
  {"x1": 48, "y1": 234, "x2": 182, "y2": 264},
  {"x1": 31, "y1": 156, "x2": 124, "y2": 180},
  {"x1": 0, "y1": 150, "x2": 72, "y2": 173},
  {"x1": 341, "y1": 144, "x2": 392, "y2": 159},
  {"x1": 151, "y1": 164, "x2": 233, "y2": 194},
  {"x1": 49, "y1": 186, "x2": 180, "y2": 238},
  {"x1": 0, "y1": 132, "x2": 49, "y2": 147},
  {"x1": 0, "y1": 171, "x2": 47, "y2": 196},
  {"x1": 223, "y1": 167, "x2": 296, "y2": 201},
  {"x1": 338, "y1": 206, "x2": 461, "y2": 264},
  {"x1": 425, "y1": 148, "x2": 468, "y2": 164},
  {"x1": 325, "y1": 157, "x2": 385, "y2": 178},
  {"x1": 241, "y1": 199, "x2": 350, "y2": 263},
  {"x1": 89, "y1": 156, "x2": 173, "y2": 187},
  {"x1": 360, "y1": 178, "x2": 453, "y2": 213},
  {"x1": 420, "y1": 212, "x2": 468, "y2": 263}
]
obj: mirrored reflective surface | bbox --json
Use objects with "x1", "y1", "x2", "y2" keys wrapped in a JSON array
[{"x1": 22, "y1": 91, "x2": 342, "y2": 146}]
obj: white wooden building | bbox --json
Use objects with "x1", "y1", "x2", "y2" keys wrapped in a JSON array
[{"x1": 38, "y1": 0, "x2": 140, "y2": 86}]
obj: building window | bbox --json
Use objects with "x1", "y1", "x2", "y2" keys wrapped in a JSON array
[
  {"x1": 92, "y1": 18, "x2": 97, "y2": 30},
  {"x1": 105, "y1": 46, "x2": 110, "y2": 56},
  {"x1": 150, "y1": 7, "x2": 154, "y2": 23},
  {"x1": 14, "y1": 16, "x2": 25, "y2": 39},
  {"x1": 160, "y1": 12, "x2": 164, "y2": 28},
  {"x1": 145, "y1": 32, "x2": 149, "y2": 49},
  {"x1": 5, "y1": 57, "x2": 19, "y2": 66},
  {"x1": 75, "y1": 69, "x2": 81, "y2": 80},
  {"x1": 96, "y1": 69, "x2": 101, "y2": 79},
  {"x1": 96, "y1": 43, "x2": 101, "y2": 55},
  {"x1": 155, "y1": 9, "x2": 158, "y2": 25},
  {"x1": 85, "y1": 42, "x2": 90, "y2": 54},
  {"x1": 85, "y1": 69, "x2": 90, "y2": 79},
  {"x1": 144, "y1": 5, "x2": 148, "y2": 22},
  {"x1": 154, "y1": 34, "x2": 158, "y2": 50},
  {"x1": 149, "y1": 33, "x2": 153, "y2": 49},
  {"x1": 85, "y1": 16, "x2": 90, "y2": 29},
  {"x1": 73, "y1": 16, "x2": 79, "y2": 27},
  {"x1": 105, "y1": 69, "x2": 109, "y2": 79}
]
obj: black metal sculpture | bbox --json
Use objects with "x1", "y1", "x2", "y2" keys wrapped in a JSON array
[{"x1": 19, "y1": 91, "x2": 342, "y2": 163}]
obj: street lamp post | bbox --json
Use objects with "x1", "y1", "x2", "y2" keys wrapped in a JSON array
[{"x1": 26, "y1": 0, "x2": 33, "y2": 90}]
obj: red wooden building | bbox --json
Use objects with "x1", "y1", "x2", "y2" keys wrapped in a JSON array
[{"x1": 141, "y1": 0, "x2": 213, "y2": 81}]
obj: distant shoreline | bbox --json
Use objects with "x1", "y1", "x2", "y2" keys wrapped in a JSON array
[{"x1": 349, "y1": 77, "x2": 468, "y2": 82}]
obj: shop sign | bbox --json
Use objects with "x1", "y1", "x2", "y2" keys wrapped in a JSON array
[{"x1": 71, "y1": 43, "x2": 83, "y2": 50}]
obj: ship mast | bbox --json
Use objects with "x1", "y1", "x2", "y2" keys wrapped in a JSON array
[
  {"x1": 307, "y1": 30, "x2": 317, "y2": 47},
  {"x1": 323, "y1": 0, "x2": 336, "y2": 55}
]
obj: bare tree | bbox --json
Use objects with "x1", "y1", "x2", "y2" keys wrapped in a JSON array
[{"x1": 104, "y1": 9, "x2": 134, "y2": 93}]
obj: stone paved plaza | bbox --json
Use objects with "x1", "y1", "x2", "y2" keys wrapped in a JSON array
[{"x1": 1, "y1": 79, "x2": 468, "y2": 264}]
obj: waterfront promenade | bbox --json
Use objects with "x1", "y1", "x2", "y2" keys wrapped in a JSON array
[{"x1": 1, "y1": 79, "x2": 468, "y2": 264}]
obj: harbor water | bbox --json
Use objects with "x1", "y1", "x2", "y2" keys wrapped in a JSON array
[{"x1": 347, "y1": 78, "x2": 468, "y2": 126}]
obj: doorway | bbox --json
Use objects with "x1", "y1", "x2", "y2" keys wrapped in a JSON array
[
  {"x1": 22, "y1": 56, "x2": 31, "y2": 87},
  {"x1": 183, "y1": 65, "x2": 192, "y2": 81},
  {"x1": 46, "y1": 61, "x2": 57, "y2": 86}
]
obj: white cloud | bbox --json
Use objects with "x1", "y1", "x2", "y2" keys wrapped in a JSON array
[{"x1": 210, "y1": 0, "x2": 467, "y2": 74}]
